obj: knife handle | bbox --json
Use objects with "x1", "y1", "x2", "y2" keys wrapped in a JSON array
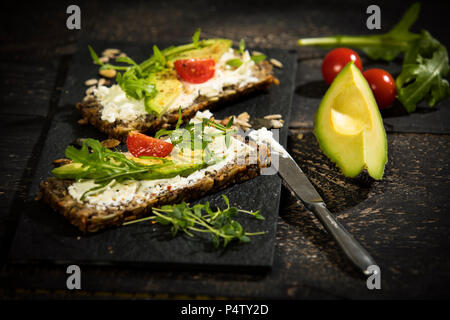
[{"x1": 309, "y1": 202, "x2": 376, "y2": 275}]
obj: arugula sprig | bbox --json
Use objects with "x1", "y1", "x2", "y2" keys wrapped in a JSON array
[
  {"x1": 297, "y1": 2, "x2": 450, "y2": 113},
  {"x1": 155, "y1": 108, "x2": 235, "y2": 163},
  {"x1": 396, "y1": 30, "x2": 449, "y2": 112},
  {"x1": 297, "y1": 3, "x2": 422, "y2": 61},
  {"x1": 226, "y1": 38, "x2": 267, "y2": 68},
  {"x1": 124, "y1": 194, "x2": 265, "y2": 248},
  {"x1": 51, "y1": 138, "x2": 206, "y2": 200}
]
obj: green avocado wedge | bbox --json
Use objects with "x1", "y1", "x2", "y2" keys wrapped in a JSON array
[{"x1": 314, "y1": 62, "x2": 388, "y2": 180}]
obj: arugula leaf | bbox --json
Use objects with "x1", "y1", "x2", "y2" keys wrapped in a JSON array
[
  {"x1": 88, "y1": 45, "x2": 103, "y2": 65},
  {"x1": 251, "y1": 54, "x2": 266, "y2": 63},
  {"x1": 124, "y1": 196, "x2": 265, "y2": 248},
  {"x1": 152, "y1": 45, "x2": 166, "y2": 67},
  {"x1": 226, "y1": 58, "x2": 243, "y2": 68},
  {"x1": 396, "y1": 31, "x2": 450, "y2": 113},
  {"x1": 227, "y1": 54, "x2": 266, "y2": 68},
  {"x1": 192, "y1": 28, "x2": 201, "y2": 47},
  {"x1": 239, "y1": 38, "x2": 246, "y2": 54},
  {"x1": 116, "y1": 70, "x2": 157, "y2": 101}
]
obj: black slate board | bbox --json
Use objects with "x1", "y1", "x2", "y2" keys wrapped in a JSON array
[
  {"x1": 291, "y1": 56, "x2": 450, "y2": 134},
  {"x1": 7, "y1": 43, "x2": 297, "y2": 271}
]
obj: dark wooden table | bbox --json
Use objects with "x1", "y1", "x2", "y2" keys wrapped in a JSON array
[{"x1": 1, "y1": 0, "x2": 449, "y2": 299}]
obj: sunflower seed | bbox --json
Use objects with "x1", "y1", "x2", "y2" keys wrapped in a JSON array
[
  {"x1": 98, "y1": 78, "x2": 110, "y2": 86},
  {"x1": 84, "y1": 79, "x2": 98, "y2": 86},
  {"x1": 235, "y1": 119, "x2": 252, "y2": 128},
  {"x1": 99, "y1": 56, "x2": 109, "y2": 63},
  {"x1": 101, "y1": 139, "x2": 121, "y2": 149},
  {"x1": 85, "y1": 86, "x2": 95, "y2": 95},
  {"x1": 270, "y1": 119, "x2": 284, "y2": 128},
  {"x1": 99, "y1": 69, "x2": 116, "y2": 78},
  {"x1": 224, "y1": 89, "x2": 237, "y2": 95},
  {"x1": 270, "y1": 58, "x2": 283, "y2": 68},
  {"x1": 237, "y1": 112, "x2": 250, "y2": 122},
  {"x1": 102, "y1": 48, "x2": 120, "y2": 57},
  {"x1": 264, "y1": 114, "x2": 282, "y2": 120}
]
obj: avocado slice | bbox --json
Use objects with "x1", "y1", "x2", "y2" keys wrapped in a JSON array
[
  {"x1": 166, "y1": 39, "x2": 232, "y2": 67},
  {"x1": 144, "y1": 39, "x2": 232, "y2": 115},
  {"x1": 145, "y1": 70, "x2": 183, "y2": 116},
  {"x1": 52, "y1": 163, "x2": 88, "y2": 179},
  {"x1": 140, "y1": 162, "x2": 207, "y2": 180},
  {"x1": 314, "y1": 62, "x2": 387, "y2": 180}
]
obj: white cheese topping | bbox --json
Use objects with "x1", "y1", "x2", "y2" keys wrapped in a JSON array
[
  {"x1": 94, "y1": 49, "x2": 260, "y2": 123},
  {"x1": 95, "y1": 85, "x2": 148, "y2": 123},
  {"x1": 248, "y1": 127, "x2": 289, "y2": 158}
]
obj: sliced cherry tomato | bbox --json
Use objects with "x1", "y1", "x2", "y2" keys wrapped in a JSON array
[
  {"x1": 174, "y1": 58, "x2": 215, "y2": 84},
  {"x1": 363, "y1": 68, "x2": 397, "y2": 110},
  {"x1": 322, "y1": 48, "x2": 363, "y2": 85},
  {"x1": 126, "y1": 131, "x2": 173, "y2": 158}
]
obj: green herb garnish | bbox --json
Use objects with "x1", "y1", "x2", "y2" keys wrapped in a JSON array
[
  {"x1": 192, "y1": 28, "x2": 201, "y2": 47},
  {"x1": 297, "y1": 2, "x2": 449, "y2": 113},
  {"x1": 51, "y1": 138, "x2": 207, "y2": 199},
  {"x1": 239, "y1": 38, "x2": 246, "y2": 54},
  {"x1": 155, "y1": 108, "x2": 235, "y2": 162},
  {"x1": 226, "y1": 53, "x2": 267, "y2": 68},
  {"x1": 124, "y1": 194, "x2": 265, "y2": 248},
  {"x1": 251, "y1": 54, "x2": 267, "y2": 63},
  {"x1": 226, "y1": 58, "x2": 243, "y2": 68}
]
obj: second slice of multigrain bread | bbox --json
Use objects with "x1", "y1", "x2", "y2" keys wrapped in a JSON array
[{"x1": 77, "y1": 61, "x2": 277, "y2": 142}]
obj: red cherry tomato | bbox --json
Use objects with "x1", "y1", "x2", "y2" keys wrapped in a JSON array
[
  {"x1": 363, "y1": 68, "x2": 397, "y2": 110},
  {"x1": 126, "y1": 132, "x2": 173, "y2": 158},
  {"x1": 322, "y1": 48, "x2": 363, "y2": 85},
  {"x1": 174, "y1": 58, "x2": 215, "y2": 84}
]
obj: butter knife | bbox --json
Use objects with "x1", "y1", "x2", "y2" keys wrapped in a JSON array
[{"x1": 251, "y1": 131, "x2": 376, "y2": 275}]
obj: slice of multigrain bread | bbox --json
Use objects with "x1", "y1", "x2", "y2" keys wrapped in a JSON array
[
  {"x1": 77, "y1": 61, "x2": 277, "y2": 142},
  {"x1": 38, "y1": 142, "x2": 271, "y2": 233}
]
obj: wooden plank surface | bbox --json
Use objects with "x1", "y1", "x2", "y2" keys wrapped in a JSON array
[{"x1": 1, "y1": 0, "x2": 449, "y2": 299}]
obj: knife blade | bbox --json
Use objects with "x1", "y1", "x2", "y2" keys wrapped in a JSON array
[{"x1": 272, "y1": 146, "x2": 376, "y2": 275}]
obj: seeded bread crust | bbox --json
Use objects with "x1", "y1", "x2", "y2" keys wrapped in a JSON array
[
  {"x1": 77, "y1": 61, "x2": 277, "y2": 142},
  {"x1": 38, "y1": 143, "x2": 271, "y2": 233}
]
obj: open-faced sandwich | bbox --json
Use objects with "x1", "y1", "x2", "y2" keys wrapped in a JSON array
[
  {"x1": 39, "y1": 111, "x2": 276, "y2": 233},
  {"x1": 78, "y1": 30, "x2": 278, "y2": 142}
]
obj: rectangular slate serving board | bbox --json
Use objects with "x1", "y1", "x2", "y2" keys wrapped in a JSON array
[{"x1": 7, "y1": 42, "x2": 297, "y2": 271}]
